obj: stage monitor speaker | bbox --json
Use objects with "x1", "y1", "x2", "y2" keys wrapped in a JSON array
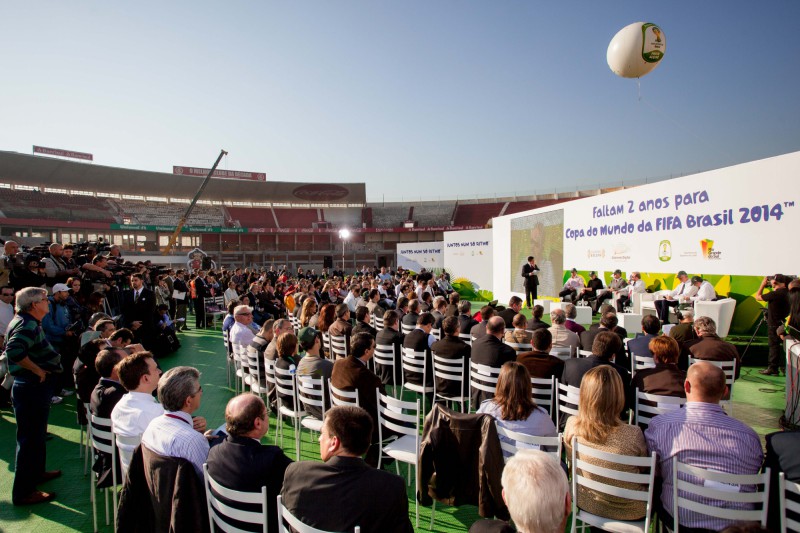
[{"x1": 323, "y1": 255, "x2": 333, "y2": 268}]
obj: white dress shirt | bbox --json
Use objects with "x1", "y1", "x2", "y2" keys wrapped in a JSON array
[
  {"x1": 141, "y1": 410, "x2": 209, "y2": 477},
  {"x1": 111, "y1": 391, "x2": 165, "y2": 473},
  {"x1": 230, "y1": 321, "x2": 256, "y2": 346},
  {"x1": 627, "y1": 279, "x2": 646, "y2": 296},
  {"x1": 690, "y1": 281, "x2": 717, "y2": 302},
  {"x1": 343, "y1": 291, "x2": 359, "y2": 313},
  {"x1": 668, "y1": 280, "x2": 698, "y2": 300}
]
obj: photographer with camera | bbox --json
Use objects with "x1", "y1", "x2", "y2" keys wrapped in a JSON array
[
  {"x1": 42, "y1": 243, "x2": 80, "y2": 291},
  {"x1": 41, "y1": 284, "x2": 79, "y2": 402},
  {"x1": 756, "y1": 274, "x2": 792, "y2": 376}
]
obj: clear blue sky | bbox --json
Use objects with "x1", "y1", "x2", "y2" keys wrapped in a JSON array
[{"x1": 2, "y1": 1, "x2": 799, "y2": 202}]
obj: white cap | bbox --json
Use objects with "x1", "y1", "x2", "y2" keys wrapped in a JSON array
[{"x1": 52, "y1": 283, "x2": 70, "y2": 293}]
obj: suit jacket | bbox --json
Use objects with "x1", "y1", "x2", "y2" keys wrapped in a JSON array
[
  {"x1": 765, "y1": 430, "x2": 800, "y2": 530},
  {"x1": 526, "y1": 317, "x2": 549, "y2": 332},
  {"x1": 516, "y1": 350, "x2": 564, "y2": 380},
  {"x1": 91, "y1": 378, "x2": 126, "y2": 418},
  {"x1": 431, "y1": 335, "x2": 471, "y2": 397},
  {"x1": 627, "y1": 333, "x2": 658, "y2": 357},
  {"x1": 498, "y1": 308, "x2": 517, "y2": 329},
  {"x1": 331, "y1": 356, "x2": 385, "y2": 438},
  {"x1": 121, "y1": 287, "x2": 157, "y2": 335},
  {"x1": 327, "y1": 318, "x2": 352, "y2": 338},
  {"x1": 402, "y1": 312, "x2": 420, "y2": 327},
  {"x1": 521, "y1": 262, "x2": 539, "y2": 289},
  {"x1": 281, "y1": 455, "x2": 412, "y2": 533},
  {"x1": 580, "y1": 327, "x2": 628, "y2": 366},
  {"x1": 470, "y1": 321, "x2": 488, "y2": 340},
  {"x1": 688, "y1": 334, "x2": 740, "y2": 378},
  {"x1": 629, "y1": 364, "x2": 686, "y2": 406},
  {"x1": 375, "y1": 328, "x2": 404, "y2": 386},
  {"x1": 206, "y1": 435, "x2": 292, "y2": 533},
  {"x1": 403, "y1": 328, "x2": 433, "y2": 387},
  {"x1": 471, "y1": 335, "x2": 517, "y2": 407},
  {"x1": 445, "y1": 304, "x2": 459, "y2": 317},
  {"x1": 352, "y1": 321, "x2": 377, "y2": 338},
  {"x1": 561, "y1": 356, "x2": 632, "y2": 411},
  {"x1": 459, "y1": 314, "x2": 479, "y2": 334}
]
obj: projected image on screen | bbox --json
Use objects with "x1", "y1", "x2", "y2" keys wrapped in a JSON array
[{"x1": 510, "y1": 210, "x2": 564, "y2": 297}]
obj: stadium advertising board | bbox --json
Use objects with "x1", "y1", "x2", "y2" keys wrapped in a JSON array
[
  {"x1": 443, "y1": 229, "x2": 494, "y2": 300},
  {"x1": 33, "y1": 145, "x2": 93, "y2": 161},
  {"x1": 173, "y1": 166, "x2": 266, "y2": 181},
  {"x1": 396, "y1": 242, "x2": 443, "y2": 273}
]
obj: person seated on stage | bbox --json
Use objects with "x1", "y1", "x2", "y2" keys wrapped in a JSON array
[
  {"x1": 559, "y1": 269, "x2": 585, "y2": 302},
  {"x1": 471, "y1": 305, "x2": 495, "y2": 341},
  {"x1": 578, "y1": 271, "x2": 604, "y2": 311},
  {"x1": 206, "y1": 394, "x2": 292, "y2": 533},
  {"x1": 477, "y1": 362, "x2": 557, "y2": 459},
  {"x1": 469, "y1": 450, "x2": 570, "y2": 533},
  {"x1": 687, "y1": 316, "x2": 739, "y2": 379},
  {"x1": 526, "y1": 304, "x2": 548, "y2": 332},
  {"x1": 626, "y1": 315, "x2": 662, "y2": 357},
  {"x1": 547, "y1": 309, "x2": 579, "y2": 356},
  {"x1": 280, "y1": 405, "x2": 413, "y2": 533},
  {"x1": 616, "y1": 272, "x2": 645, "y2": 312},
  {"x1": 517, "y1": 329, "x2": 564, "y2": 380},
  {"x1": 644, "y1": 362, "x2": 763, "y2": 532},
  {"x1": 630, "y1": 336, "x2": 686, "y2": 405},
  {"x1": 504, "y1": 313, "x2": 533, "y2": 345},
  {"x1": 564, "y1": 303, "x2": 585, "y2": 335},
  {"x1": 654, "y1": 270, "x2": 697, "y2": 325},
  {"x1": 688, "y1": 275, "x2": 717, "y2": 303},
  {"x1": 596, "y1": 269, "x2": 627, "y2": 308}
]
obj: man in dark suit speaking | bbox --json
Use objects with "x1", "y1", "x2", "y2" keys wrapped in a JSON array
[
  {"x1": 280, "y1": 405, "x2": 413, "y2": 533},
  {"x1": 207, "y1": 394, "x2": 293, "y2": 533},
  {"x1": 120, "y1": 273, "x2": 156, "y2": 348},
  {"x1": 521, "y1": 256, "x2": 540, "y2": 308}
]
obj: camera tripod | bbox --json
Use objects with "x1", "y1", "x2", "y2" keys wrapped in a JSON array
[{"x1": 740, "y1": 307, "x2": 767, "y2": 364}]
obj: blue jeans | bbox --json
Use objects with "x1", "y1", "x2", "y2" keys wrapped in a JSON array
[{"x1": 12, "y1": 374, "x2": 56, "y2": 502}]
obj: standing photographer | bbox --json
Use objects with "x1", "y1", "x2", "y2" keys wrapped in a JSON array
[{"x1": 756, "y1": 274, "x2": 792, "y2": 376}]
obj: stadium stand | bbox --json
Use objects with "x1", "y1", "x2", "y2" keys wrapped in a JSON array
[
  {"x1": 371, "y1": 204, "x2": 409, "y2": 228},
  {"x1": 226, "y1": 207, "x2": 278, "y2": 229},
  {"x1": 273, "y1": 208, "x2": 319, "y2": 229},
  {"x1": 452, "y1": 202, "x2": 504, "y2": 226},
  {"x1": 412, "y1": 202, "x2": 456, "y2": 227},
  {"x1": 321, "y1": 207, "x2": 362, "y2": 229},
  {"x1": 0, "y1": 189, "x2": 118, "y2": 223},
  {"x1": 503, "y1": 198, "x2": 571, "y2": 215},
  {"x1": 113, "y1": 199, "x2": 225, "y2": 227}
]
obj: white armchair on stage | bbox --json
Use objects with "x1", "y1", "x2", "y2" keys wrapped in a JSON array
[{"x1": 695, "y1": 298, "x2": 736, "y2": 338}]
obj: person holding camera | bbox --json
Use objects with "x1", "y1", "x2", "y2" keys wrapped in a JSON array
[
  {"x1": 756, "y1": 274, "x2": 792, "y2": 376},
  {"x1": 41, "y1": 284, "x2": 78, "y2": 401}
]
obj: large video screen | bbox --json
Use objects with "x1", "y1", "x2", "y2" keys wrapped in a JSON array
[{"x1": 509, "y1": 209, "x2": 564, "y2": 298}]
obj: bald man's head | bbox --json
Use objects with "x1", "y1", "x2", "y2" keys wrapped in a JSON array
[
  {"x1": 686, "y1": 362, "x2": 727, "y2": 403},
  {"x1": 225, "y1": 394, "x2": 268, "y2": 437},
  {"x1": 486, "y1": 316, "x2": 506, "y2": 337}
]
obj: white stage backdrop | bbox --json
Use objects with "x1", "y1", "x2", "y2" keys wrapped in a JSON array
[
  {"x1": 493, "y1": 151, "x2": 800, "y2": 302},
  {"x1": 396, "y1": 241, "x2": 443, "y2": 272},
  {"x1": 443, "y1": 229, "x2": 493, "y2": 294}
]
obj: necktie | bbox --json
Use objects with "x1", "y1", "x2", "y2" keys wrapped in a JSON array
[
  {"x1": 678, "y1": 283, "x2": 685, "y2": 295},
  {"x1": 135, "y1": 290, "x2": 140, "y2": 302}
]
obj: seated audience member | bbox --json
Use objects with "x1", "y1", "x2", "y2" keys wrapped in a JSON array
[
  {"x1": 352, "y1": 305, "x2": 377, "y2": 338},
  {"x1": 229, "y1": 304, "x2": 256, "y2": 347},
  {"x1": 263, "y1": 319, "x2": 293, "y2": 361},
  {"x1": 111, "y1": 351, "x2": 166, "y2": 475},
  {"x1": 517, "y1": 328, "x2": 564, "y2": 380},
  {"x1": 504, "y1": 313, "x2": 532, "y2": 345},
  {"x1": 564, "y1": 366, "x2": 647, "y2": 521},
  {"x1": 458, "y1": 300, "x2": 478, "y2": 334},
  {"x1": 580, "y1": 312, "x2": 628, "y2": 368},
  {"x1": 564, "y1": 303, "x2": 585, "y2": 335},
  {"x1": 154, "y1": 303, "x2": 181, "y2": 354},
  {"x1": 430, "y1": 316, "x2": 471, "y2": 398},
  {"x1": 431, "y1": 296, "x2": 447, "y2": 329},
  {"x1": 330, "y1": 332, "x2": 386, "y2": 466},
  {"x1": 548, "y1": 308, "x2": 579, "y2": 356},
  {"x1": 402, "y1": 312, "x2": 436, "y2": 388},
  {"x1": 280, "y1": 405, "x2": 413, "y2": 532},
  {"x1": 688, "y1": 316, "x2": 740, "y2": 377},
  {"x1": 645, "y1": 362, "x2": 763, "y2": 532},
  {"x1": 525, "y1": 304, "x2": 548, "y2": 332},
  {"x1": 328, "y1": 303, "x2": 353, "y2": 338},
  {"x1": 559, "y1": 269, "x2": 584, "y2": 302},
  {"x1": 140, "y1": 366, "x2": 211, "y2": 477},
  {"x1": 274, "y1": 332, "x2": 300, "y2": 410},
  {"x1": 375, "y1": 310, "x2": 404, "y2": 387},
  {"x1": 471, "y1": 316, "x2": 517, "y2": 407},
  {"x1": 764, "y1": 428, "x2": 800, "y2": 530},
  {"x1": 90, "y1": 348, "x2": 127, "y2": 417},
  {"x1": 298, "y1": 298, "x2": 317, "y2": 328},
  {"x1": 74, "y1": 337, "x2": 109, "y2": 424},
  {"x1": 669, "y1": 308, "x2": 697, "y2": 347},
  {"x1": 654, "y1": 270, "x2": 696, "y2": 324},
  {"x1": 631, "y1": 336, "x2": 686, "y2": 401},
  {"x1": 445, "y1": 292, "x2": 460, "y2": 317},
  {"x1": 401, "y1": 298, "x2": 421, "y2": 328},
  {"x1": 626, "y1": 314, "x2": 662, "y2": 357},
  {"x1": 207, "y1": 394, "x2": 293, "y2": 533},
  {"x1": 295, "y1": 327, "x2": 332, "y2": 420},
  {"x1": 365, "y1": 289, "x2": 386, "y2": 317},
  {"x1": 562, "y1": 331, "x2": 632, "y2": 415},
  {"x1": 471, "y1": 305, "x2": 495, "y2": 340},
  {"x1": 469, "y1": 450, "x2": 570, "y2": 533},
  {"x1": 499, "y1": 296, "x2": 523, "y2": 329},
  {"x1": 478, "y1": 362, "x2": 557, "y2": 458}
]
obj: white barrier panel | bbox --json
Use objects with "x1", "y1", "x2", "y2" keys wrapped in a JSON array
[
  {"x1": 443, "y1": 229, "x2": 493, "y2": 296},
  {"x1": 396, "y1": 241, "x2": 443, "y2": 272},
  {"x1": 493, "y1": 151, "x2": 800, "y2": 304}
]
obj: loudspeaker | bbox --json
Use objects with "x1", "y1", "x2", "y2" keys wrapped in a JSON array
[
  {"x1": 378, "y1": 256, "x2": 387, "y2": 268},
  {"x1": 323, "y1": 255, "x2": 333, "y2": 268}
]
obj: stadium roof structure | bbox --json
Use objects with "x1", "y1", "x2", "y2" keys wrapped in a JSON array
[{"x1": 0, "y1": 150, "x2": 366, "y2": 205}]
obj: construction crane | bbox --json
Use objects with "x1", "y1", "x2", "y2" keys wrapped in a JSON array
[{"x1": 162, "y1": 149, "x2": 227, "y2": 255}]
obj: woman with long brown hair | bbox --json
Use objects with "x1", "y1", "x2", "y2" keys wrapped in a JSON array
[
  {"x1": 299, "y1": 298, "x2": 318, "y2": 328},
  {"x1": 477, "y1": 362, "x2": 556, "y2": 458},
  {"x1": 564, "y1": 365, "x2": 647, "y2": 521},
  {"x1": 316, "y1": 303, "x2": 336, "y2": 334}
]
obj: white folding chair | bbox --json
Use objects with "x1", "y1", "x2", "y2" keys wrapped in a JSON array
[
  {"x1": 377, "y1": 390, "x2": 421, "y2": 528},
  {"x1": 672, "y1": 458, "x2": 770, "y2": 532},
  {"x1": 373, "y1": 315, "x2": 385, "y2": 331},
  {"x1": 329, "y1": 334, "x2": 348, "y2": 360},
  {"x1": 556, "y1": 381, "x2": 581, "y2": 422},
  {"x1": 204, "y1": 463, "x2": 268, "y2": 533},
  {"x1": 297, "y1": 375, "x2": 326, "y2": 443},
  {"x1": 400, "y1": 347, "x2": 434, "y2": 414},
  {"x1": 578, "y1": 349, "x2": 593, "y2": 358},
  {"x1": 688, "y1": 357, "x2": 736, "y2": 412},
  {"x1": 374, "y1": 343, "x2": 399, "y2": 397},
  {"x1": 90, "y1": 414, "x2": 119, "y2": 532},
  {"x1": 223, "y1": 328, "x2": 234, "y2": 389},
  {"x1": 322, "y1": 332, "x2": 331, "y2": 359},
  {"x1": 328, "y1": 378, "x2": 360, "y2": 407},
  {"x1": 468, "y1": 361, "x2": 502, "y2": 412},
  {"x1": 571, "y1": 438, "x2": 657, "y2": 533},
  {"x1": 231, "y1": 342, "x2": 249, "y2": 394},
  {"x1": 83, "y1": 404, "x2": 92, "y2": 475},
  {"x1": 274, "y1": 365, "x2": 306, "y2": 460},
  {"x1": 264, "y1": 358, "x2": 277, "y2": 405},
  {"x1": 114, "y1": 431, "x2": 141, "y2": 481},
  {"x1": 276, "y1": 495, "x2": 361, "y2": 532},
  {"x1": 504, "y1": 341, "x2": 533, "y2": 354},
  {"x1": 633, "y1": 388, "x2": 685, "y2": 428},
  {"x1": 550, "y1": 346, "x2": 572, "y2": 361},
  {"x1": 401, "y1": 323, "x2": 415, "y2": 335},
  {"x1": 630, "y1": 354, "x2": 656, "y2": 377},
  {"x1": 247, "y1": 344, "x2": 267, "y2": 397},
  {"x1": 458, "y1": 333, "x2": 472, "y2": 346},
  {"x1": 495, "y1": 424, "x2": 562, "y2": 462},
  {"x1": 780, "y1": 472, "x2": 800, "y2": 533},
  {"x1": 432, "y1": 352, "x2": 468, "y2": 412},
  {"x1": 430, "y1": 327, "x2": 442, "y2": 340},
  {"x1": 531, "y1": 376, "x2": 556, "y2": 417}
]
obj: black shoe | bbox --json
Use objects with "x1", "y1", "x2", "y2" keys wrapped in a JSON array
[
  {"x1": 759, "y1": 367, "x2": 780, "y2": 376},
  {"x1": 14, "y1": 490, "x2": 57, "y2": 505}
]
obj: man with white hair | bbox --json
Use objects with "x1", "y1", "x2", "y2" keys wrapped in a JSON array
[
  {"x1": 229, "y1": 304, "x2": 256, "y2": 346},
  {"x1": 469, "y1": 450, "x2": 570, "y2": 533},
  {"x1": 547, "y1": 308, "x2": 579, "y2": 356}
]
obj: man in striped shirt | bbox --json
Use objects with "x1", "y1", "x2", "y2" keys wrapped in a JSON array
[
  {"x1": 4, "y1": 287, "x2": 63, "y2": 505},
  {"x1": 644, "y1": 362, "x2": 763, "y2": 531}
]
